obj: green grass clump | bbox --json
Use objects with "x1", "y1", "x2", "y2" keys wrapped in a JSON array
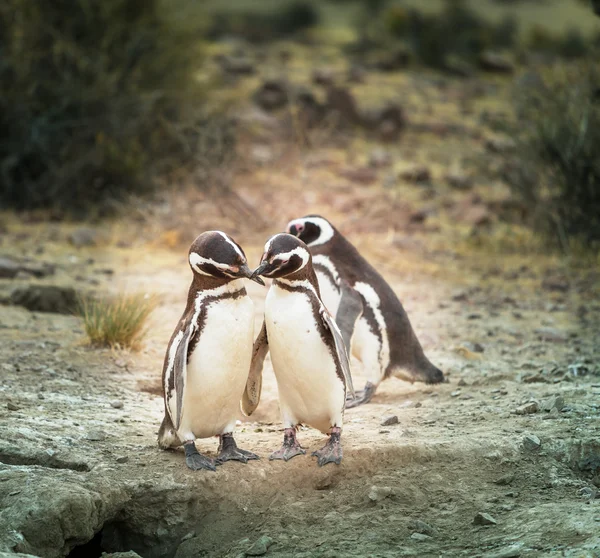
[
  {"x1": 0, "y1": 0, "x2": 212, "y2": 216},
  {"x1": 79, "y1": 293, "x2": 157, "y2": 350},
  {"x1": 508, "y1": 62, "x2": 600, "y2": 250}
]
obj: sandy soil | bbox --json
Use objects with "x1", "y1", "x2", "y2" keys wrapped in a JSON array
[{"x1": 1, "y1": 217, "x2": 599, "y2": 558}]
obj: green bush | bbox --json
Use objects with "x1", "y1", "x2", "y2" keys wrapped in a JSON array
[
  {"x1": 0, "y1": 0, "x2": 210, "y2": 215},
  {"x1": 382, "y1": 0, "x2": 515, "y2": 69},
  {"x1": 208, "y1": 1, "x2": 319, "y2": 43},
  {"x1": 508, "y1": 63, "x2": 600, "y2": 249}
]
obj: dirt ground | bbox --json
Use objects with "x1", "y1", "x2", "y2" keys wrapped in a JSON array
[{"x1": 1, "y1": 201, "x2": 599, "y2": 558}]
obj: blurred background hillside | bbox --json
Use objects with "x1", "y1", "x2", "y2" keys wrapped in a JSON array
[{"x1": 1, "y1": 0, "x2": 599, "y2": 253}]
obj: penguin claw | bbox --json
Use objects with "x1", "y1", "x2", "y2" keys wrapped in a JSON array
[
  {"x1": 345, "y1": 382, "x2": 376, "y2": 408},
  {"x1": 312, "y1": 427, "x2": 343, "y2": 467},
  {"x1": 185, "y1": 452, "x2": 218, "y2": 471},
  {"x1": 217, "y1": 447, "x2": 259, "y2": 464},
  {"x1": 217, "y1": 434, "x2": 259, "y2": 464},
  {"x1": 269, "y1": 446, "x2": 306, "y2": 462},
  {"x1": 269, "y1": 427, "x2": 306, "y2": 462}
]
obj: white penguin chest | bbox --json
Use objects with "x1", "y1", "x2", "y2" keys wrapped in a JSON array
[
  {"x1": 180, "y1": 288, "x2": 255, "y2": 438},
  {"x1": 264, "y1": 284, "x2": 345, "y2": 432}
]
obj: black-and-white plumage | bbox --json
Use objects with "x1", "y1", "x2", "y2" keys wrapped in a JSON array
[
  {"x1": 158, "y1": 231, "x2": 264, "y2": 471},
  {"x1": 248, "y1": 234, "x2": 352, "y2": 466},
  {"x1": 286, "y1": 215, "x2": 444, "y2": 407}
]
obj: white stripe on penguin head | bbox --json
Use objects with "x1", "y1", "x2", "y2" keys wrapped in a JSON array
[
  {"x1": 189, "y1": 252, "x2": 232, "y2": 275},
  {"x1": 272, "y1": 246, "x2": 310, "y2": 271},
  {"x1": 215, "y1": 231, "x2": 245, "y2": 261},
  {"x1": 287, "y1": 217, "x2": 334, "y2": 247}
]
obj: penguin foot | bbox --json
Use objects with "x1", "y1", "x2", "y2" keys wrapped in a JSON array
[
  {"x1": 217, "y1": 433, "x2": 259, "y2": 464},
  {"x1": 184, "y1": 441, "x2": 217, "y2": 471},
  {"x1": 269, "y1": 427, "x2": 306, "y2": 462},
  {"x1": 312, "y1": 427, "x2": 342, "y2": 467},
  {"x1": 345, "y1": 382, "x2": 377, "y2": 408}
]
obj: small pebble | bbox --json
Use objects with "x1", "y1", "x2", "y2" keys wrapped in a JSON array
[
  {"x1": 110, "y1": 400, "x2": 124, "y2": 409},
  {"x1": 410, "y1": 532, "x2": 432, "y2": 542},
  {"x1": 86, "y1": 430, "x2": 107, "y2": 442},
  {"x1": 368, "y1": 486, "x2": 393, "y2": 502},
  {"x1": 116, "y1": 456, "x2": 129, "y2": 464},
  {"x1": 381, "y1": 415, "x2": 399, "y2": 426},
  {"x1": 522, "y1": 434, "x2": 541, "y2": 451},
  {"x1": 515, "y1": 401, "x2": 539, "y2": 415},
  {"x1": 408, "y1": 519, "x2": 436, "y2": 536},
  {"x1": 414, "y1": 402, "x2": 422, "y2": 408},
  {"x1": 7, "y1": 402, "x2": 19, "y2": 411},
  {"x1": 473, "y1": 512, "x2": 497, "y2": 526},
  {"x1": 245, "y1": 535, "x2": 273, "y2": 556}
]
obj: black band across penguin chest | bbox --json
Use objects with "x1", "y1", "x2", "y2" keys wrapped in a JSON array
[{"x1": 272, "y1": 280, "x2": 346, "y2": 387}]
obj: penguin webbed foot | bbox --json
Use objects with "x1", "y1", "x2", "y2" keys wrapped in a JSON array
[
  {"x1": 184, "y1": 442, "x2": 218, "y2": 471},
  {"x1": 312, "y1": 427, "x2": 342, "y2": 467},
  {"x1": 269, "y1": 427, "x2": 306, "y2": 462},
  {"x1": 345, "y1": 382, "x2": 377, "y2": 408},
  {"x1": 217, "y1": 433, "x2": 259, "y2": 464}
]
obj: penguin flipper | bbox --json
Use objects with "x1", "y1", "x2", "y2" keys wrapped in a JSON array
[
  {"x1": 320, "y1": 307, "x2": 355, "y2": 399},
  {"x1": 335, "y1": 280, "x2": 364, "y2": 352},
  {"x1": 241, "y1": 320, "x2": 268, "y2": 416},
  {"x1": 165, "y1": 320, "x2": 196, "y2": 430}
]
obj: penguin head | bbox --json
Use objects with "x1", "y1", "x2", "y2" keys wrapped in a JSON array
[
  {"x1": 188, "y1": 231, "x2": 264, "y2": 285},
  {"x1": 286, "y1": 215, "x2": 335, "y2": 247},
  {"x1": 252, "y1": 233, "x2": 311, "y2": 279}
]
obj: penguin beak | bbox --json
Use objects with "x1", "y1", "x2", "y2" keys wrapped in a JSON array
[
  {"x1": 251, "y1": 260, "x2": 272, "y2": 280},
  {"x1": 237, "y1": 263, "x2": 265, "y2": 286}
]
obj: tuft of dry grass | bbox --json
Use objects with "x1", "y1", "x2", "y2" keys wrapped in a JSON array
[{"x1": 79, "y1": 293, "x2": 157, "y2": 350}]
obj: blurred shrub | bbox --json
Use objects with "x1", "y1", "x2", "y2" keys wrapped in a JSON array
[
  {"x1": 79, "y1": 292, "x2": 157, "y2": 350},
  {"x1": 508, "y1": 63, "x2": 600, "y2": 249},
  {"x1": 528, "y1": 26, "x2": 592, "y2": 59},
  {"x1": 382, "y1": 0, "x2": 515, "y2": 69},
  {"x1": 208, "y1": 1, "x2": 319, "y2": 43},
  {"x1": 0, "y1": 0, "x2": 213, "y2": 216}
]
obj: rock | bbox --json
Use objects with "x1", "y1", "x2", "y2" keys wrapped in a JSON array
[
  {"x1": 361, "y1": 103, "x2": 405, "y2": 141},
  {"x1": 9, "y1": 285, "x2": 79, "y2": 314},
  {"x1": 445, "y1": 171, "x2": 473, "y2": 190},
  {"x1": 473, "y1": 512, "x2": 497, "y2": 526},
  {"x1": 493, "y1": 474, "x2": 514, "y2": 486},
  {"x1": 69, "y1": 228, "x2": 99, "y2": 247},
  {"x1": 410, "y1": 532, "x2": 432, "y2": 542},
  {"x1": 347, "y1": 65, "x2": 366, "y2": 83},
  {"x1": 325, "y1": 85, "x2": 360, "y2": 125},
  {"x1": 115, "y1": 456, "x2": 129, "y2": 464},
  {"x1": 7, "y1": 402, "x2": 20, "y2": 411},
  {"x1": 381, "y1": 415, "x2": 399, "y2": 426},
  {"x1": 254, "y1": 79, "x2": 288, "y2": 111},
  {"x1": 535, "y1": 327, "x2": 567, "y2": 343},
  {"x1": 86, "y1": 430, "x2": 107, "y2": 442},
  {"x1": 462, "y1": 205, "x2": 491, "y2": 227},
  {"x1": 515, "y1": 401, "x2": 539, "y2": 415},
  {"x1": 484, "y1": 545, "x2": 522, "y2": 558},
  {"x1": 408, "y1": 519, "x2": 436, "y2": 537},
  {"x1": 522, "y1": 434, "x2": 541, "y2": 451},
  {"x1": 461, "y1": 341, "x2": 485, "y2": 353},
  {"x1": 485, "y1": 136, "x2": 516, "y2": 153},
  {"x1": 444, "y1": 55, "x2": 475, "y2": 77},
  {"x1": 0, "y1": 256, "x2": 55, "y2": 279},
  {"x1": 312, "y1": 68, "x2": 335, "y2": 86},
  {"x1": 478, "y1": 51, "x2": 514, "y2": 74},
  {"x1": 110, "y1": 400, "x2": 124, "y2": 409},
  {"x1": 541, "y1": 277, "x2": 569, "y2": 292},
  {"x1": 399, "y1": 165, "x2": 431, "y2": 184},
  {"x1": 245, "y1": 535, "x2": 273, "y2": 556},
  {"x1": 368, "y1": 486, "x2": 393, "y2": 502},
  {"x1": 542, "y1": 396, "x2": 565, "y2": 412},
  {"x1": 0, "y1": 257, "x2": 20, "y2": 278},
  {"x1": 368, "y1": 148, "x2": 392, "y2": 168}
]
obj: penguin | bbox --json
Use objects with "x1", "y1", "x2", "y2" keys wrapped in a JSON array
[
  {"x1": 158, "y1": 231, "x2": 265, "y2": 471},
  {"x1": 247, "y1": 233, "x2": 354, "y2": 466},
  {"x1": 285, "y1": 215, "x2": 444, "y2": 408}
]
